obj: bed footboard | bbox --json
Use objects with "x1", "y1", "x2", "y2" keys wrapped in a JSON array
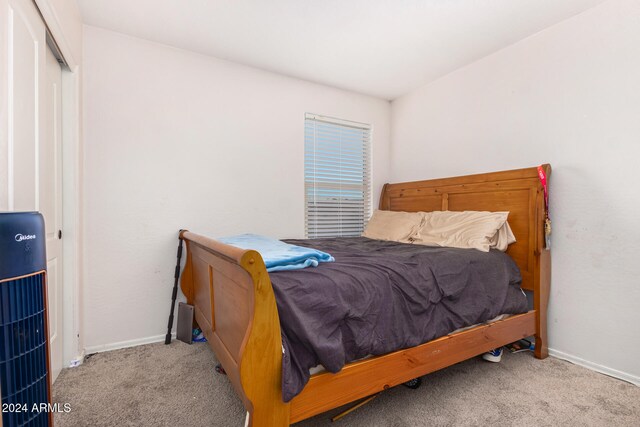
[{"x1": 179, "y1": 231, "x2": 289, "y2": 426}]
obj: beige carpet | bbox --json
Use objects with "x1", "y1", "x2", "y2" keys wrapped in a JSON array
[{"x1": 52, "y1": 341, "x2": 640, "y2": 426}]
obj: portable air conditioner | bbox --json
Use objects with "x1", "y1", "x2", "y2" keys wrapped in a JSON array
[{"x1": 0, "y1": 212, "x2": 53, "y2": 427}]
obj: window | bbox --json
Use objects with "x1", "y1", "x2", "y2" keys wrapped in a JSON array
[{"x1": 304, "y1": 113, "x2": 372, "y2": 238}]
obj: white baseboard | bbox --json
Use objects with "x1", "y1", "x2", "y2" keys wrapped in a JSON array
[
  {"x1": 549, "y1": 348, "x2": 639, "y2": 387},
  {"x1": 84, "y1": 333, "x2": 176, "y2": 355}
]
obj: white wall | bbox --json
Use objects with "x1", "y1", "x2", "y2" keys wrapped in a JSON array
[
  {"x1": 391, "y1": 0, "x2": 640, "y2": 383},
  {"x1": 82, "y1": 26, "x2": 391, "y2": 351}
]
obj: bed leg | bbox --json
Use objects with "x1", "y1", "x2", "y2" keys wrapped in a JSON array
[
  {"x1": 534, "y1": 328, "x2": 548, "y2": 359},
  {"x1": 534, "y1": 249, "x2": 550, "y2": 359},
  {"x1": 247, "y1": 403, "x2": 290, "y2": 427}
]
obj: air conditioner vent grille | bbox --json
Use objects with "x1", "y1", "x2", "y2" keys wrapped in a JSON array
[{"x1": 1, "y1": 273, "x2": 50, "y2": 427}]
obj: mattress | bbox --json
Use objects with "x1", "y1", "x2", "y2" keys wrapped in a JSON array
[{"x1": 270, "y1": 237, "x2": 528, "y2": 402}]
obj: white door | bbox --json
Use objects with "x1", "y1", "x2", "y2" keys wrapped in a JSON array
[
  {"x1": 6, "y1": 0, "x2": 45, "y2": 211},
  {"x1": 6, "y1": 0, "x2": 64, "y2": 382},
  {"x1": 42, "y1": 46, "x2": 64, "y2": 382}
]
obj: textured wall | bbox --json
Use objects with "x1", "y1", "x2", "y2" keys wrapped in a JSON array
[
  {"x1": 82, "y1": 26, "x2": 391, "y2": 351},
  {"x1": 391, "y1": 0, "x2": 640, "y2": 383}
]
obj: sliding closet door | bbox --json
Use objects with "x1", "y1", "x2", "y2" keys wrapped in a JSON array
[
  {"x1": 6, "y1": 0, "x2": 46, "y2": 210},
  {"x1": 3, "y1": 0, "x2": 64, "y2": 382}
]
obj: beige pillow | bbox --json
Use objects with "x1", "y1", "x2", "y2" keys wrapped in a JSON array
[
  {"x1": 362, "y1": 210, "x2": 424, "y2": 243},
  {"x1": 411, "y1": 211, "x2": 515, "y2": 252},
  {"x1": 488, "y1": 221, "x2": 517, "y2": 251}
]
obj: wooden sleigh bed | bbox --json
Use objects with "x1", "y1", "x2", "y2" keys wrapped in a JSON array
[{"x1": 179, "y1": 164, "x2": 551, "y2": 426}]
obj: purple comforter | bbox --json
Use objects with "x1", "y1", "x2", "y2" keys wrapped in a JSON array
[{"x1": 270, "y1": 237, "x2": 528, "y2": 401}]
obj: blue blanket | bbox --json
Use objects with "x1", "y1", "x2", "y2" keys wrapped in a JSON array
[{"x1": 217, "y1": 234, "x2": 334, "y2": 272}]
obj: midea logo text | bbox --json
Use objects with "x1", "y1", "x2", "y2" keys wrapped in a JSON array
[{"x1": 15, "y1": 234, "x2": 36, "y2": 242}]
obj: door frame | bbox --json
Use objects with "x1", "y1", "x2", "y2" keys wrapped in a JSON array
[{"x1": 33, "y1": 0, "x2": 84, "y2": 367}]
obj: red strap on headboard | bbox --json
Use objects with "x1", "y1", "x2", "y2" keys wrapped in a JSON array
[
  {"x1": 537, "y1": 165, "x2": 552, "y2": 249},
  {"x1": 537, "y1": 165, "x2": 549, "y2": 219}
]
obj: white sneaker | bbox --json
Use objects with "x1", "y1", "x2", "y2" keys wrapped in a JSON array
[{"x1": 482, "y1": 348, "x2": 503, "y2": 363}]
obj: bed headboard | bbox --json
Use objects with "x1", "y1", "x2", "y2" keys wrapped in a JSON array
[{"x1": 379, "y1": 164, "x2": 551, "y2": 292}]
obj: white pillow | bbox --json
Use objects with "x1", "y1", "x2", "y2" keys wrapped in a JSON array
[
  {"x1": 411, "y1": 211, "x2": 515, "y2": 252},
  {"x1": 362, "y1": 210, "x2": 424, "y2": 243}
]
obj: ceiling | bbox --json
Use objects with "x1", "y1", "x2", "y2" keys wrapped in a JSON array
[{"x1": 77, "y1": 0, "x2": 605, "y2": 100}]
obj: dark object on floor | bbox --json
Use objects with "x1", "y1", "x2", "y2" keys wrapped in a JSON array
[
  {"x1": 176, "y1": 302, "x2": 194, "y2": 344},
  {"x1": 192, "y1": 328, "x2": 207, "y2": 342},
  {"x1": 403, "y1": 378, "x2": 422, "y2": 389},
  {"x1": 165, "y1": 230, "x2": 185, "y2": 345},
  {"x1": 215, "y1": 364, "x2": 226, "y2": 375},
  {"x1": 505, "y1": 339, "x2": 534, "y2": 353}
]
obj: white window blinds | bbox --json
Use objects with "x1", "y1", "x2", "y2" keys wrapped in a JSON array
[{"x1": 305, "y1": 113, "x2": 372, "y2": 238}]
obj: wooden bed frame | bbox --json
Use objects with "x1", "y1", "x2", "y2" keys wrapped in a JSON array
[{"x1": 179, "y1": 164, "x2": 551, "y2": 426}]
